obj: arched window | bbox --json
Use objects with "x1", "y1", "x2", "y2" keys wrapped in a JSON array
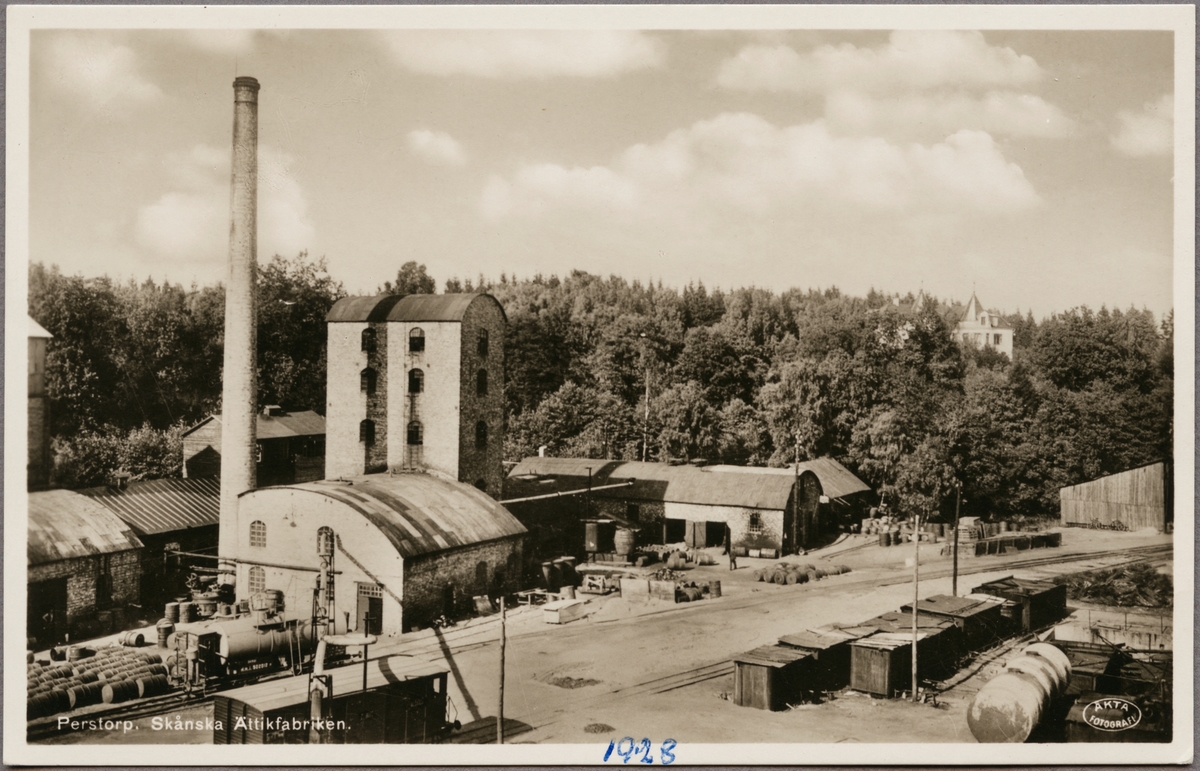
[
  {"x1": 360, "y1": 419, "x2": 376, "y2": 445},
  {"x1": 408, "y1": 368, "x2": 424, "y2": 394},
  {"x1": 476, "y1": 369, "x2": 488, "y2": 397},
  {"x1": 361, "y1": 327, "x2": 376, "y2": 352},
  {"x1": 250, "y1": 521, "x2": 266, "y2": 548},
  {"x1": 475, "y1": 421, "x2": 488, "y2": 450},
  {"x1": 360, "y1": 367, "x2": 377, "y2": 395},
  {"x1": 477, "y1": 328, "x2": 489, "y2": 357},
  {"x1": 248, "y1": 566, "x2": 266, "y2": 594},
  {"x1": 407, "y1": 421, "x2": 423, "y2": 446},
  {"x1": 317, "y1": 526, "x2": 335, "y2": 557},
  {"x1": 409, "y1": 327, "x2": 425, "y2": 353}
]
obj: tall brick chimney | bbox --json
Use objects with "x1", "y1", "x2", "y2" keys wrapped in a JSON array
[{"x1": 218, "y1": 76, "x2": 261, "y2": 586}]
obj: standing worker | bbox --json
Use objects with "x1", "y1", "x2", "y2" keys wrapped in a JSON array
[{"x1": 726, "y1": 526, "x2": 738, "y2": 570}]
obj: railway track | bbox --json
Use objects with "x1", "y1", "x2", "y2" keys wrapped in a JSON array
[{"x1": 28, "y1": 541, "x2": 1172, "y2": 743}]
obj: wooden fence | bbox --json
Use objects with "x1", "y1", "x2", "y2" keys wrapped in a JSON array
[{"x1": 1059, "y1": 462, "x2": 1167, "y2": 531}]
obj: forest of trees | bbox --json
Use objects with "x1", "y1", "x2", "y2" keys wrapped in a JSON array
[{"x1": 30, "y1": 256, "x2": 1172, "y2": 525}]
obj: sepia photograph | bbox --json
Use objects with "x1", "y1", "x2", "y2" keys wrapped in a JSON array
[{"x1": 5, "y1": 5, "x2": 1193, "y2": 766}]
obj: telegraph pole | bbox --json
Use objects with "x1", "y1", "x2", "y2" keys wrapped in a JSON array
[
  {"x1": 911, "y1": 510, "x2": 920, "y2": 703},
  {"x1": 952, "y1": 483, "x2": 962, "y2": 597},
  {"x1": 497, "y1": 597, "x2": 506, "y2": 745}
]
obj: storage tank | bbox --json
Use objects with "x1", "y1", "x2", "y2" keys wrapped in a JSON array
[{"x1": 967, "y1": 643, "x2": 1072, "y2": 743}]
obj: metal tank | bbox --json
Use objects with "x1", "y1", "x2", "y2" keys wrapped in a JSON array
[{"x1": 967, "y1": 643, "x2": 1073, "y2": 743}]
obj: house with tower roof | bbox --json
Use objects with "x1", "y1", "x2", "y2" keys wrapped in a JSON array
[{"x1": 951, "y1": 292, "x2": 1014, "y2": 359}]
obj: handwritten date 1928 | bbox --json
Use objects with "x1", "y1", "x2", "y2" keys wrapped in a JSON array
[{"x1": 602, "y1": 737, "x2": 676, "y2": 765}]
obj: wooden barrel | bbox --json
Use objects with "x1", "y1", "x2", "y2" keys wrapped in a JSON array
[
  {"x1": 140, "y1": 652, "x2": 163, "y2": 665},
  {"x1": 102, "y1": 679, "x2": 139, "y2": 704},
  {"x1": 120, "y1": 631, "x2": 145, "y2": 648},
  {"x1": 836, "y1": 565, "x2": 851, "y2": 575},
  {"x1": 156, "y1": 620, "x2": 174, "y2": 649},
  {"x1": 164, "y1": 602, "x2": 180, "y2": 624},
  {"x1": 614, "y1": 527, "x2": 636, "y2": 556},
  {"x1": 807, "y1": 571, "x2": 819, "y2": 583},
  {"x1": 795, "y1": 570, "x2": 808, "y2": 584},
  {"x1": 707, "y1": 580, "x2": 722, "y2": 598},
  {"x1": 139, "y1": 674, "x2": 170, "y2": 698},
  {"x1": 784, "y1": 572, "x2": 798, "y2": 585},
  {"x1": 814, "y1": 568, "x2": 828, "y2": 579},
  {"x1": 178, "y1": 602, "x2": 194, "y2": 624},
  {"x1": 71, "y1": 683, "x2": 104, "y2": 709}
]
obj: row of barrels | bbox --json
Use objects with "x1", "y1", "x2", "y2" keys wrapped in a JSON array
[
  {"x1": 753, "y1": 563, "x2": 851, "y2": 585},
  {"x1": 165, "y1": 598, "x2": 229, "y2": 624},
  {"x1": 28, "y1": 647, "x2": 171, "y2": 720}
]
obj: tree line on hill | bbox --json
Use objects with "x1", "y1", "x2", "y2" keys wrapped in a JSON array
[{"x1": 30, "y1": 254, "x2": 1172, "y2": 524}]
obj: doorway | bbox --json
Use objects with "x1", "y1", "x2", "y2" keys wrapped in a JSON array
[
  {"x1": 356, "y1": 583, "x2": 383, "y2": 635},
  {"x1": 29, "y1": 578, "x2": 67, "y2": 647}
]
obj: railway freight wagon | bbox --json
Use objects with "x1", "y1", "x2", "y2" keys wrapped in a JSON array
[
  {"x1": 168, "y1": 607, "x2": 319, "y2": 693},
  {"x1": 213, "y1": 655, "x2": 453, "y2": 744}
]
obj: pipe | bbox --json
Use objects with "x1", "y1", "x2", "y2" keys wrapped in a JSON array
[
  {"x1": 500, "y1": 481, "x2": 634, "y2": 504},
  {"x1": 218, "y1": 76, "x2": 261, "y2": 586}
]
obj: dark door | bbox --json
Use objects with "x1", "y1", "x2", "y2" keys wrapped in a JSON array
[
  {"x1": 29, "y1": 578, "x2": 67, "y2": 647},
  {"x1": 357, "y1": 585, "x2": 383, "y2": 635}
]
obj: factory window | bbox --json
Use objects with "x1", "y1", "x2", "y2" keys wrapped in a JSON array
[
  {"x1": 478, "y1": 328, "x2": 489, "y2": 357},
  {"x1": 475, "y1": 421, "x2": 488, "y2": 450},
  {"x1": 993, "y1": 334, "x2": 1002, "y2": 346},
  {"x1": 250, "y1": 520, "x2": 267, "y2": 548},
  {"x1": 361, "y1": 328, "x2": 376, "y2": 353},
  {"x1": 748, "y1": 512, "x2": 764, "y2": 536},
  {"x1": 407, "y1": 421, "x2": 423, "y2": 446},
  {"x1": 409, "y1": 328, "x2": 425, "y2": 353},
  {"x1": 360, "y1": 419, "x2": 376, "y2": 445},
  {"x1": 360, "y1": 367, "x2": 377, "y2": 395},
  {"x1": 476, "y1": 369, "x2": 488, "y2": 397},
  {"x1": 248, "y1": 567, "x2": 265, "y2": 594},
  {"x1": 408, "y1": 368, "x2": 424, "y2": 394}
]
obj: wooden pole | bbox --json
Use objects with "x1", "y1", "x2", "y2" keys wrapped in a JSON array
[
  {"x1": 497, "y1": 597, "x2": 506, "y2": 745},
  {"x1": 912, "y1": 511, "x2": 920, "y2": 703},
  {"x1": 952, "y1": 485, "x2": 961, "y2": 597}
]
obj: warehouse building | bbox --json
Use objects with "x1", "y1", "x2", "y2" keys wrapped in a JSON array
[
  {"x1": 1059, "y1": 461, "x2": 1172, "y2": 532},
  {"x1": 28, "y1": 490, "x2": 144, "y2": 646},
  {"x1": 232, "y1": 472, "x2": 525, "y2": 634},
  {"x1": 79, "y1": 477, "x2": 221, "y2": 609},
  {"x1": 505, "y1": 457, "x2": 870, "y2": 555},
  {"x1": 182, "y1": 408, "x2": 326, "y2": 487}
]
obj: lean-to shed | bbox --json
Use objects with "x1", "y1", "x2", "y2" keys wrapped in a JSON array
[{"x1": 732, "y1": 645, "x2": 814, "y2": 710}]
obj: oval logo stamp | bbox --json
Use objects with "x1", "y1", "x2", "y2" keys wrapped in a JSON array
[{"x1": 1081, "y1": 697, "x2": 1142, "y2": 732}]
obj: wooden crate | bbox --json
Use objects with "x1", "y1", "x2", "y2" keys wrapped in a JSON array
[
  {"x1": 863, "y1": 611, "x2": 961, "y2": 679},
  {"x1": 542, "y1": 599, "x2": 588, "y2": 624},
  {"x1": 972, "y1": 576, "x2": 1068, "y2": 632},
  {"x1": 850, "y1": 633, "x2": 926, "y2": 698},
  {"x1": 732, "y1": 645, "x2": 814, "y2": 711}
]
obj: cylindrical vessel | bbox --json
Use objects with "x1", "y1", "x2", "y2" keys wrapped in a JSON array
[
  {"x1": 1023, "y1": 643, "x2": 1072, "y2": 683},
  {"x1": 551, "y1": 559, "x2": 566, "y2": 589},
  {"x1": 968, "y1": 671, "x2": 1047, "y2": 743},
  {"x1": 562, "y1": 556, "x2": 578, "y2": 586},
  {"x1": 708, "y1": 580, "x2": 722, "y2": 598},
  {"x1": 541, "y1": 561, "x2": 557, "y2": 591},
  {"x1": 164, "y1": 602, "x2": 180, "y2": 624},
  {"x1": 614, "y1": 528, "x2": 635, "y2": 556},
  {"x1": 120, "y1": 631, "x2": 145, "y2": 648},
  {"x1": 218, "y1": 75, "x2": 262, "y2": 586},
  {"x1": 561, "y1": 585, "x2": 576, "y2": 600},
  {"x1": 156, "y1": 620, "x2": 174, "y2": 649},
  {"x1": 1005, "y1": 655, "x2": 1059, "y2": 699},
  {"x1": 179, "y1": 602, "x2": 194, "y2": 624}
]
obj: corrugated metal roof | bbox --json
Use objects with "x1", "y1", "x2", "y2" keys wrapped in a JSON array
[
  {"x1": 325, "y1": 294, "x2": 406, "y2": 322},
  {"x1": 259, "y1": 473, "x2": 526, "y2": 558},
  {"x1": 507, "y1": 457, "x2": 870, "y2": 509},
  {"x1": 29, "y1": 490, "x2": 144, "y2": 565},
  {"x1": 706, "y1": 459, "x2": 871, "y2": 499},
  {"x1": 324, "y1": 293, "x2": 507, "y2": 324},
  {"x1": 181, "y1": 411, "x2": 326, "y2": 440},
  {"x1": 78, "y1": 477, "x2": 220, "y2": 536},
  {"x1": 219, "y1": 655, "x2": 450, "y2": 712}
]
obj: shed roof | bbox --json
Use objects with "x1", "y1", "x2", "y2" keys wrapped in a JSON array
[
  {"x1": 251, "y1": 473, "x2": 526, "y2": 559},
  {"x1": 733, "y1": 645, "x2": 813, "y2": 668},
  {"x1": 219, "y1": 655, "x2": 450, "y2": 713},
  {"x1": 778, "y1": 628, "x2": 862, "y2": 651},
  {"x1": 78, "y1": 477, "x2": 220, "y2": 536},
  {"x1": 29, "y1": 490, "x2": 144, "y2": 565},
  {"x1": 863, "y1": 610, "x2": 956, "y2": 634},
  {"x1": 899, "y1": 594, "x2": 1003, "y2": 620},
  {"x1": 326, "y1": 293, "x2": 506, "y2": 323},
  {"x1": 182, "y1": 410, "x2": 326, "y2": 440},
  {"x1": 852, "y1": 631, "x2": 931, "y2": 651},
  {"x1": 507, "y1": 457, "x2": 870, "y2": 509}
]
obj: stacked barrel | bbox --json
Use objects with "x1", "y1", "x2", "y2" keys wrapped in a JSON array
[
  {"x1": 27, "y1": 646, "x2": 173, "y2": 721},
  {"x1": 967, "y1": 642, "x2": 1073, "y2": 742},
  {"x1": 753, "y1": 562, "x2": 851, "y2": 585}
]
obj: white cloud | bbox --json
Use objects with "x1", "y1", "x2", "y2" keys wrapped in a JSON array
[
  {"x1": 825, "y1": 89, "x2": 1074, "y2": 140},
  {"x1": 407, "y1": 129, "x2": 468, "y2": 166},
  {"x1": 482, "y1": 112, "x2": 1038, "y2": 223},
  {"x1": 42, "y1": 32, "x2": 162, "y2": 111},
  {"x1": 183, "y1": 30, "x2": 257, "y2": 55},
  {"x1": 135, "y1": 144, "x2": 314, "y2": 264},
  {"x1": 380, "y1": 30, "x2": 665, "y2": 79},
  {"x1": 718, "y1": 31, "x2": 1042, "y2": 94},
  {"x1": 1112, "y1": 94, "x2": 1173, "y2": 157}
]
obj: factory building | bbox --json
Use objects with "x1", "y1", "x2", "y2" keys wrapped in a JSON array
[
  {"x1": 232, "y1": 473, "x2": 525, "y2": 634},
  {"x1": 28, "y1": 490, "x2": 144, "y2": 646},
  {"x1": 505, "y1": 457, "x2": 870, "y2": 556},
  {"x1": 323, "y1": 293, "x2": 506, "y2": 497},
  {"x1": 182, "y1": 408, "x2": 326, "y2": 486}
]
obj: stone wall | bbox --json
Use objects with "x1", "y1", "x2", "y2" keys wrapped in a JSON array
[
  {"x1": 403, "y1": 535, "x2": 525, "y2": 631},
  {"x1": 364, "y1": 321, "x2": 389, "y2": 472},
  {"x1": 456, "y1": 298, "x2": 506, "y2": 496},
  {"x1": 29, "y1": 550, "x2": 141, "y2": 639},
  {"x1": 390, "y1": 321, "x2": 462, "y2": 478},
  {"x1": 326, "y1": 321, "x2": 371, "y2": 479}
]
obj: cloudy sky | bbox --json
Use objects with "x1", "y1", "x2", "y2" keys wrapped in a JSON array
[{"x1": 27, "y1": 26, "x2": 1177, "y2": 318}]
